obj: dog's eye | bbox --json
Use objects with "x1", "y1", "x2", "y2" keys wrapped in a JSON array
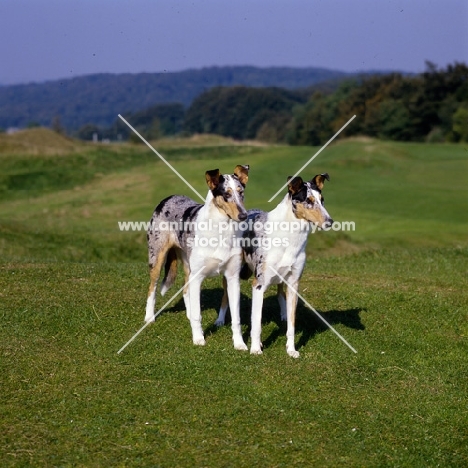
[{"x1": 308, "y1": 196, "x2": 316, "y2": 204}]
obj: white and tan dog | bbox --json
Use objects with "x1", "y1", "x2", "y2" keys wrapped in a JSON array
[{"x1": 216, "y1": 173, "x2": 333, "y2": 357}]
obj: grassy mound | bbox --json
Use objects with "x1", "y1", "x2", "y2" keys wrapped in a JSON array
[
  {"x1": 0, "y1": 127, "x2": 85, "y2": 155},
  {"x1": 0, "y1": 135, "x2": 467, "y2": 466}
]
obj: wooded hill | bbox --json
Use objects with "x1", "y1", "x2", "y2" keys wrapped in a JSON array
[
  {"x1": 0, "y1": 66, "x2": 348, "y2": 131},
  {"x1": 3, "y1": 63, "x2": 465, "y2": 144},
  {"x1": 104, "y1": 62, "x2": 468, "y2": 144}
]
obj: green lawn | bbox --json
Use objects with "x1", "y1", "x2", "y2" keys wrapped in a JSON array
[{"x1": 1, "y1": 130, "x2": 467, "y2": 466}]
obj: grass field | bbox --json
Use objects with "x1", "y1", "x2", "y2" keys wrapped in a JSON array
[{"x1": 1, "y1": 129, "x2": 468, "y2": 466}]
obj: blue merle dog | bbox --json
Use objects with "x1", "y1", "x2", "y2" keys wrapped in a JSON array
[
  {"x1": 216, "y1": 173, "x2": 333, "y2": 357},
  {"x1": 145, "y1": 165, "x2": 250, "y2": 350}
]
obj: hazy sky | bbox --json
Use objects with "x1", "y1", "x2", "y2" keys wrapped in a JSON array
[{"x1": 1, "y1": 0, "x2": 467, "y2": 85}]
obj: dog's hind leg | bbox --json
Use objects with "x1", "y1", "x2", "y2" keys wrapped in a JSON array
[
  {"x1": 285, "y1": 281, "x2": 300, "y2": 358},
  {"x1": 160, "y1": 247, "x2": 178, "y2": 296},
  {"x1": 214, "y1": 276, "x2": 229, "y2": 327},
  {"x1": 277, "y1": 283, "x2": 287, "y2": 321},
  {"x1": 181, "y1": 260, "x2": 191, "y2": 320},
  {"x1": 250, "y1": 281, "x2": 265, "y2": 355},
  {"x1": 145, "y1": 247, "x2": 170, "y2": 323},
  {"x1": 216, "y1": 262, "x2": 252, "y2": 328}
]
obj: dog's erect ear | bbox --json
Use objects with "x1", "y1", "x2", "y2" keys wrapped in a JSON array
[
  {"x1": 205, "y1": 169, "x2": 221, "y2": 190},
  {"x1": 234, "y1": 165, "x2": 249, "y2": 186},
  {"x1": 287, "y1": 176, "x2": 304, "y2": 195},
  {"x1": 311, "y1": 173, "x2": 330, "y2": 190}
]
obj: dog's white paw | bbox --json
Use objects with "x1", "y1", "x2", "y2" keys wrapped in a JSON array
[
  {"x1": 233, "y1": 339, "x2": 248, "y2": 351},
  {"x1": 250, "y1": 346, "x2": 263, "y2": 355},
  {"x1": 193, "y1": 337, "x2": 206, "y2": 346},
  {"x1": 144, "y1": 315, "x2": 155, "y2": 324},
  {"x1": 287, "y1": 349, "x2": 300, "y2": 358}
]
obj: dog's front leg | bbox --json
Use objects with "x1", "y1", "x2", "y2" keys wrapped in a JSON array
[
  {"x1": 250, "y1": 284, "x2": 265, "y2": 354},
  {"x1": 225, "y1": 273, "x2": 247, "y2": 350},
  {"x1": 188, "y1": 275, "x2": 205, "y2": 346},
  {"x1": 286, "y1": 281, "x2": 300, "y2": 358}
]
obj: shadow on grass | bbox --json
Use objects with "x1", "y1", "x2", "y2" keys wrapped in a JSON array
[
  {"x1": 164, "y1": 286, "x2": 365, "y2": 351},
  {"x1": 261, "y1": 298, "x2": 366, "y2": 351}
]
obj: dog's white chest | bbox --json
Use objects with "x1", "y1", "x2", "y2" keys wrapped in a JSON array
[
  {"x1": 265, "y1": 237, "x2": 307, "y2": 284},
  {"x1": 191, "y1": 228, "x2": 241, "y2": 277}
]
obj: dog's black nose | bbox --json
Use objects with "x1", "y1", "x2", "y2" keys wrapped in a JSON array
[{"x1": 238, "y1": 212, "x2": 248, "y2": 221}]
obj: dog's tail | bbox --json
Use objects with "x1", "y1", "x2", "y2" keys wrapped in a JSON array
[
  {"x1": 239, "y1": 262, "x2": 253, "y2": 281},
  {"x1": 160, "y1": 247, "x2": 178, "y2": 296}
]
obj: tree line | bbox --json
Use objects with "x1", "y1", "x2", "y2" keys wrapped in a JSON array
[
  {"x1": 69, "y1": 62, "x2": 468, "y2": 144},
  {"x1": 287, "y1": 62, "x2": 468, "y2": 144}
]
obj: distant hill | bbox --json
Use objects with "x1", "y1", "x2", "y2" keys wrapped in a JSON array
[{"x1": 0, "y1": 66, "x2": 349, "y2": 131}]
